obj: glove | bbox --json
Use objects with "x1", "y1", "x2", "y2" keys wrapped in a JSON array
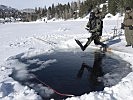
[
  {"x1": 121, "y1": 23, "x2": 124, "y2": 29},
  {"x1": 89, "y1": 30, "x2": 95, "y2": 33},
  {"x1": 88, "y1": 30, "x2": 93, "y2": 33},
  {"x1": 85, "y1": 27, "x2": 89, "y2": 30},
  {"x1": 129, "y1": 16, "x2": 132, "y2": 19},
  {"x1": 129, "y1": 25, "x2": 133, "y2": 30},
  {"x1": 86, "y1": 24, "x2": 89, "y2": 27}
]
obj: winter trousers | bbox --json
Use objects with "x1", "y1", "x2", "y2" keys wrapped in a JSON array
[
  {"x1": 84, "y1": 34, "x2": 106, "y2": 50},
  {"x1": 124, "y1": 27, "x2": 133, "y2": 46}
]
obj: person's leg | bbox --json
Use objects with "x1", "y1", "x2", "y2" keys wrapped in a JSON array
[
  {"x1": 94, "y1": 36, "x2": 104, "y2": 46},
  {"x1": 83, "y1": 38, "x2": 92, "y2": 50},
  {"x1": 94, "y1": 36, "x2": 107, "y2": 51},
  {"x1": 83, "y1": 34, "x2": 98, "y2": 50},
  {"x1": 75, "y1": 39, "x2": 85, "y2": 51},
  {"x1": 129, "y1": 30, "x2": 133, "y2": 48},
  {"x1": 125, "y1": 29, "x2": 131, "y2": 46}
]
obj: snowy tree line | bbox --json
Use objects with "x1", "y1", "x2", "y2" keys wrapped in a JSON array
[
  {"x1": 0, "y1": 0, "x2": 107, "y2": 21},
  {"x1": 34, "y1": 0, "x2": 107, "y2": 20},
  {"x1": 0, "y1": 0, "x2": 133, "y2": 22},
  {"x1": 34, "y1": 0, "x2": 133, "y2": 20}
]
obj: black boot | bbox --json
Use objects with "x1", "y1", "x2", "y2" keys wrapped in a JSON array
[
  {"x1": 75, "y1": 39, "x2": 85, "y2": 51},
  {"x1": 125, "y1": 44, "x2": 131, "y2": 47},
  {"x1": 83, "y1": 38, "x2": 93, "y2": 51},
  {"x1": 102, "y1": 44, "x2": 108, "y2": 52}
]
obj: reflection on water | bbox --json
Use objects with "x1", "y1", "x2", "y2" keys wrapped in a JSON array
[
  {"x1": 77, "y1": 51, "x2": 105, "y2": 92},
  {"x1": 9, "y1": 49, "x2": 132, "y2": 100}
]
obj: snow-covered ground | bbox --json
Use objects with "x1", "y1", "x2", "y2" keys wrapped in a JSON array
[{"x1": 0, "y1": 14, "x2": 133, "y2": 100}]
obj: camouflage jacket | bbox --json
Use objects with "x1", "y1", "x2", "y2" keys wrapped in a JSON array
[
  {"x1": 86, "y1": 17, "x2": 102, "y2": 36},
  {"x1": 123, "y1": 11, "x2": 133, "y2": 26}
]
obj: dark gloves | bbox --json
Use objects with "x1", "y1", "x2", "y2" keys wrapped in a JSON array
[
  {"x1": 129, "y1": 16, "x2": 132, "y2": 19},
  {"x1": 88, "y1": 30, "x2": 92, "y2": 33},
  {"x1": 86, "y1": 24, "x2": 89, "y2": 28},
  {"x1": 85, "y1": 27, "x2": 89, "y2": 30},
  {"x1": 129, "y1": 25, "x2": 133, "y2": 30},
  {"x1": 89, "y1": 30, "x2": 95, "y2": 33},
  {"x1": 85, "y1": 28, "x2": 94, "y2": 33},
  {"x1": 121, "y1": 23, "x2": 124, "y2": 29}
]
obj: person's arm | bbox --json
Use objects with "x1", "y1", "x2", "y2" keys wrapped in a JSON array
[
  {"x1": 123, "y1": 13, "x2": 133, "y2": 26},
  {"x1": 129, "y1": 12, "x2": 133, "y2": 30},
  {"x1": 86, "y1": 21, "x2": 90, "y2": 28},
  {"x1": 123, "y1": 13, "x2": 128, "y2": 26},
  {"x1": 85, "y1": 21, "x2": 90, "y2": 30}
]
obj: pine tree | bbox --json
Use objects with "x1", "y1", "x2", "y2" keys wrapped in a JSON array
[
  {"x1": 124, "y1": 0, "x2": 133, "y2": 8},
  {"x1": 51, "y1": 4, "x2": 55, "y2": 18},
  {"x1": 47, "y1": 7, "x2": 52, "y2": 20},
  {"x1": 102, "y1": 5, "x2": 107, "y2": 14},
  {"x1": 108, "y1": 0, "x2": 117, "y2": 15}
]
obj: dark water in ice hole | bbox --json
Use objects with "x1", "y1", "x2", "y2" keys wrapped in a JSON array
[{"x1": 10, "y1": 49, "x2": 132, "y2": 100}]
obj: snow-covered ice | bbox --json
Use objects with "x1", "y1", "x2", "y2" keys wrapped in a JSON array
[{"x1": 0, "y1": 14, "x2": 133, "y2": 100}]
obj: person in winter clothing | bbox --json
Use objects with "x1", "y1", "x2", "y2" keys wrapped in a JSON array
[
  {"x1": 75, "y1": 11, "x2": 107, "y2": 51},
  {"x1": 122, "y1": 7, "x2": 133, "y2": 47}
]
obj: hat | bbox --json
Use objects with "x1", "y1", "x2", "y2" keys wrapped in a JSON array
[
  {"x1": 125, "y1": 7, "x2": 131, "y2": 10},
  {"x1": 93, "y1": 8, "x2": 100, "y2": 14},
  {"x1": 89, "y1": 12, "x2": 95, "y2": 20}
]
